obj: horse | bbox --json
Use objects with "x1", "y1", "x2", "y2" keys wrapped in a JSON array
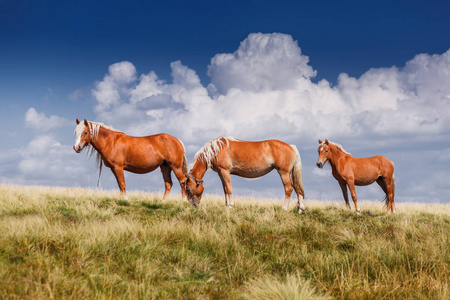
[
  {"x1": 185, "y1": 135, "x2": 306, "y2": 213},
  {"x1": 73, "y1": 119, "x2": 188, "y2": 201},
  {"x1": 316, "y1": 139, "x2": 396, "y2": 214}
]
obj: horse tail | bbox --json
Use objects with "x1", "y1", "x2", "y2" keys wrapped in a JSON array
[
  {"x1": 177, "y1": 138, "x2": 189, "y2": 176},
  {"x1": 386, "y1": 175, "x2": 395, "y2": 206},
  {"x1": 382, "y1": 174, "x2": 395, "y2": 206},
  {"x1": 96, "y1": 152, "x2": 103, "y2": 188},
  {"x1": 182, "y1": 152, "x2": 188, "y2": 176},
  {"x1": 289, "y1": 145, "x2": 304, "y2": 198}
]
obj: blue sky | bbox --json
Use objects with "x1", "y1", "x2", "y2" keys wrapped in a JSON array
[{"x1": 1, "y1": 0, "x2": 449, "y2": 204}]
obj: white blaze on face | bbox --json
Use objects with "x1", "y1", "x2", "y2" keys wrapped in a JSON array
[{"x1": 74, "y1": 123, "x2": 87, "y2": 149}]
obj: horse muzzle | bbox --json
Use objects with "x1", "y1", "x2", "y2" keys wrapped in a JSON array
[
  {"x1": 73, "y1": 145, "x2": 83, "y2": 153},
  {"x1": 316, "y1": 162, "x2": 324, "y2": 168}
]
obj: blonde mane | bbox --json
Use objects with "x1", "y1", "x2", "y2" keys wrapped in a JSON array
[
  {"x1": 191, "y1": 135, "x2": 238, "y2": 170},
  {"x1": 323, "y1": 141, "x2": 351, "y2": 155}
]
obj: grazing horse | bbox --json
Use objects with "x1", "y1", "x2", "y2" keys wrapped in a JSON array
[
  {"x1": 73, "y1": 119, "x2": 188, "y2": 200},
  {"x1": 316, "y1": 139, "x2": 396, "y2": 214},
  {"x1": 186, "y1": 136, "x2": 306, "y2": 213}
]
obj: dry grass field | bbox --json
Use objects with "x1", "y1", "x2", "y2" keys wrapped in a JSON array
[{"x1": 0, "y1": 184, "x2": 448, "y2": 299}]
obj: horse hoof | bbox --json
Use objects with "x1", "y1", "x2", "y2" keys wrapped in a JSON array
[
  {"x1": 299, "y1": 204, "x2": 306, "y2": 211},
  {"x1": 298, "y1": 208, "x2": 303, "y2": 214}
]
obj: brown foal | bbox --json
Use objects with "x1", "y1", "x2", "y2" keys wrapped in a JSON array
[{"x1": 316, "y1": 139, "x2": 396, "y2": 214}]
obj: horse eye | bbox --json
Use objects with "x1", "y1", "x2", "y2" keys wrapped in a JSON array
[
  {"x1": 84, "y1": 132, "x2": 88, "y2": 135},
  {"x1": 325, "y1": 150, "x2": 328, "y2": 153}
]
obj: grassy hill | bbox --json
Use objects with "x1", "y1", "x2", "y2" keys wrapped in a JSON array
[{"x1": 0, "y1": 185, "x2": 448, "y2": 299}]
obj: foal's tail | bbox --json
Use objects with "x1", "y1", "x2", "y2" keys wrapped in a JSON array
[
  {"x1": 289, "y1": 145, "x2": 305, "y2": 198},
  {"x1": 385, "y1": 175, "x2": 396, "y2": 206}
]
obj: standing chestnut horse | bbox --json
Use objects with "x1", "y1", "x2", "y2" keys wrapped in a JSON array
[
  {"x1": 73, "y1": 119, "x2": 188, "y2": 200},
  {"x1": 316, "y1": 139, "x2": 396, "y2": 214},
  {"x1": 186, "y1": 136, "x2": 306, "y2": 213}
]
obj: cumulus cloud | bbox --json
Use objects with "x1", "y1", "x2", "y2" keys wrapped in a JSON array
[
  {"x1": 92, "y1": 61, "x2": 137, "y2": 112},
  {"x1": 24, "y1": 108, "x2": 71, "y2": 132},
  {"x1": 208, "y1": 33, "x2": 316, "y2": 95},
  {"x1": 0, "y1": 135, "x2": 91, "y2": 185},
  {"x1": 90, "y1": 33, "x2": 450, "y2": 149}
]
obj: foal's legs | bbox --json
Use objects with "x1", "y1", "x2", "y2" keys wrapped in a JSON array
[
  {"x1": 339, "y1": 181, "x2": 351, "y2": 209},
  {"x1": 346, "y1": 180, "x2": 361, "y2": 213},
  {"x1": 218, "y1": 169, "x2": 233, "y2": 206},
  {"x1": 277, "y1": 170, "x2": 293, "y2": 211},
  {"x1": 376, "y1": 177, "x2": 396, "y2": 214},
  {"x1": 111, "y1": 165, "x2": 127, "y2": 200},
  {"x1": 385, "y1": 177, "x2": 396, "y2": 214},
  {"x1": 376, "y1": 177, "x2": 389, "y2": 210},
  {"x1": 160, "y1": 164, "x2": 173, "y2": 200}
]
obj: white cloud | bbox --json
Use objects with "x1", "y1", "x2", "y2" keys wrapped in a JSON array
[
  {"x1": 208, "y1": 33, "x2": 316, "y2": 95},
  {"x1": 91, "y1": 35, "x2": 450, "y2": 149},
  {"x1": 92, "y1": 61, "x2": 137, "y2": 112},
  {"x1": 24, "y1": 108, "x2": 71, "y2": 132}
]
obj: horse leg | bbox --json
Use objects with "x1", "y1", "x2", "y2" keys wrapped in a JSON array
[
  {"x1": 384, "y1": 177, "x2": 396, "y2": 215},
  {"x1": 376, "y1": 177, "x2": 389, "y2": 210},
  {"x1": 346, "y1": 180, "x2": 360, "y2": 213},
  {"x1": 160, "y1": 163, "x2": 173, "y2": 201},
  {"x1": 111, "y1": 166, "x2": 127, "y2": 200},
  {"x1": 339, "y1": 181, "x2": 351, "y2": 209},
  {"x1": 171, "y1": 167, "x2": 187, "y2": 202},
  {"x1": 218, "y1": 170, "x2": 233, "y2": 207},
  {"x1": 278, "y1": 170, "x2": 293, "y2": 211}
]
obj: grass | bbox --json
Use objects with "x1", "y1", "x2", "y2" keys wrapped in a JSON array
[{"x1": 0, "y1": 184, "x2": 448, "y2": 299}]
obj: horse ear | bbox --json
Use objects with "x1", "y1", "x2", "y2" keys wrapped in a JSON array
[
  {"x1": 76, "y1": 119, "x2": 80, "y2": 124},
  {"x1": 325, "y1": 139, "x2": 329, "y2": 145},
  {"x1": 318, "y1": 139, "x2": 322, "y2": 144},
  {"x1": 84, "y1": 119, "x2": 88, "y2": 126}
]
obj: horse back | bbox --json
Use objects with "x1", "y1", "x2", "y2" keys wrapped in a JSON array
[
  {"x1": 111, "y1": 133, "x2": 184, "y2": 169},
  {"x1": 345, "y1": 154, "x2": 394, "y2": 183},
  {"x1": 224, "y1": 139, "x2": 296, "y2": 175}
]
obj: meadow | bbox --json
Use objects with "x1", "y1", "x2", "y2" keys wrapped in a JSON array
[{"x1": 0, "y1": 184, "x2": 448, "y2": 299}]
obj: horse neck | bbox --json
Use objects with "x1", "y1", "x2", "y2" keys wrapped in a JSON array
[
  {"x1": 191, "y1": 155, "x2": 208, "y2": 179},
  {"x1": 89, "y1": 126, "x2": 114, "y2": 155},
  {"x1": 328, "y1": 144, "x2": 349, "y2": 169}
]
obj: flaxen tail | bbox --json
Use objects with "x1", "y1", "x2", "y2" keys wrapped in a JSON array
[
  {"x1": 178, "y1": 139, "x2": 189, "y2": 176},
  {"x1": 385, "y1": 175, "x2": 395, "y2": 206},
  {"x1": 182, "y1": 152, "x2": 188, "y2": 176},
  {"x1": 289, "y1": 145, "x2": 304, "y2": 198}
]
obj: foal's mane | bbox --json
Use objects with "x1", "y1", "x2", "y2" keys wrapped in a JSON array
[
  {"x1": 191, "y1": 135, "x2": 238, "y2": 170},
  {"x1": 328, "y1": 141, "x2": 351, "y2": 155}
]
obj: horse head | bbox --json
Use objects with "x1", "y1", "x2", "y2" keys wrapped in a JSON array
[
  {"x1": 185, "y1": 174, "x2": 204, "y2": 207},
  {"x1": 316, "y1": 139, "x2": 330, "y2": 168},
  {"x1": 73, "y1": 119, "x2": 92, "y2": 153}
]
